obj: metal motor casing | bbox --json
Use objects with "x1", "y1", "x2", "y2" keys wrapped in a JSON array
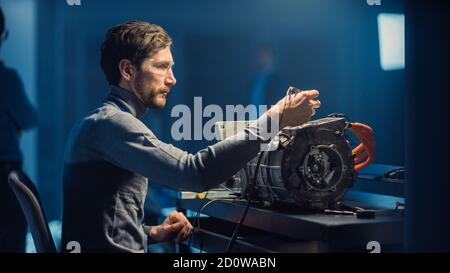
[{"x1": 230, "y1": 117, "x2": 356, "y2": 210}]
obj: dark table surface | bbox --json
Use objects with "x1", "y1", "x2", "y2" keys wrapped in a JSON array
[{"x1": 176, "y1": 190, "x2": 404, "y2": 247}]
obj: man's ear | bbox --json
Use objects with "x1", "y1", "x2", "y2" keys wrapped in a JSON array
[{"x1": 118, "y1": 59, "x2": 135, "y2": 81}]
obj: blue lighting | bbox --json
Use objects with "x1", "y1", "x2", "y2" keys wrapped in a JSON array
[{"x1": 378, "y1": 13, "x2": 405, "y2": 71}]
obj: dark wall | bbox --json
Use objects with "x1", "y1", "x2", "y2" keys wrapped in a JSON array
[
  {"x1": 35, "y1": 0, "x2": 405, "y2": 220},
  {"x1": 405, "y1": 1, "x2": 450, "y2": 252}
]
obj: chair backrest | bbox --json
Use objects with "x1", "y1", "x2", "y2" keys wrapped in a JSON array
[{"x1": 8, "y1": 170, "x2": 57, "y2": 253}]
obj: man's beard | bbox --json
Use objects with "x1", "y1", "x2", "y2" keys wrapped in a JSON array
[
  {"x1": 132, "y1": 78, "x2": 168, "y2": 109},
  {"x1": 142, "y1": 90, "x2": 167, "y2": 109}
]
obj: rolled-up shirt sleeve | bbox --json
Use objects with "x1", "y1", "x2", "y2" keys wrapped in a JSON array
[{"x1": 92, "y1": 110, "x2": 277, "y2": 193}]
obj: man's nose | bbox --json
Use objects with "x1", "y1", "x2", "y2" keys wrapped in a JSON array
[{"x1": 165, "y1": 69, "x2": 176, "y2": 86}]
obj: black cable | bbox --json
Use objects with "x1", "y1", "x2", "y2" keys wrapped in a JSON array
[
  {"x1": 263, "y1": 153, "x2": 277, "y2": 204},
  {"x1": 189, "y1": 89, "x2": 295, "y2": 252},
  {"x1": 186, "y1": 191, "x2": 209, "y2": 248},
  {"x1": 224, "y1": 90, "x2": 294, "y2": 252},
  {"x1": 188, "y1": 172, "x2": 243, "y2": 245},
  {"x1": 187, "y1": 196, "x2": 236, "y2": 250},
  {"x1": 225, "y1": 151, "x2": 264, "y2": 253}
]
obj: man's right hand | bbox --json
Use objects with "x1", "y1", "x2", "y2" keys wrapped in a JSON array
[{"x1": 267, "y1": 89, "x2": 321, "y2": 129}]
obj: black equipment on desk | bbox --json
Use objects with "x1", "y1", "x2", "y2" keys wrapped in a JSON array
[{"x1": 225, "y1": 115, "x2": 374, "y2": 210}]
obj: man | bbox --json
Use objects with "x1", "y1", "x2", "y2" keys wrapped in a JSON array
[
  {"x1": 0, "y1": 6, "x2": 38, "y2": 252},
  {"x1": 61, "y1": 20, "x2": 320, "y2": 253}
]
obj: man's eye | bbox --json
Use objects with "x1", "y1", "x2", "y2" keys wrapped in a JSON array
[{"x1": 156, "y1": 64, "x2": 169, "y2": 70}]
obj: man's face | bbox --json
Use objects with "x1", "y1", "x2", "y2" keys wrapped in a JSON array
[{"x1": 130, "y1": 47, "x2": 176, "y2": 109}]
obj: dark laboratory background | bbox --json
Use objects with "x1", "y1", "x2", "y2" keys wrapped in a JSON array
[{"x1": 1, "y1": 0, "x2": 449, "y2": 253}]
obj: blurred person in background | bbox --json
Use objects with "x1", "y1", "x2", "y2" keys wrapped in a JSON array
[
  {"x1": 249, "y1": 44, "x2": 283, "y2": 114},
  {"x1": 0, "y1": 6, "x2": 38, "y2": 253}
]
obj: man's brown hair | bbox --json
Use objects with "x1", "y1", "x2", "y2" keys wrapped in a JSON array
[{"x1": 100, "y1": 20, "x2": 172, "y2": 85}]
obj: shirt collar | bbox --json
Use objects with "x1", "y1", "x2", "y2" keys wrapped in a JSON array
[{"x1": 107, "y1": 85, "x2": 147, "y2": 119}]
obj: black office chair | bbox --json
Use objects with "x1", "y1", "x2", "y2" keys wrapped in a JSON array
[{"x1": 8, "y1": 170, "x2": 57, "y2": 253}]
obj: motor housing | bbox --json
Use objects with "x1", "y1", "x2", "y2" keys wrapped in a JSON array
[{"x1": 227, "y1": 117, "x2": 356, "y2": 210}]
